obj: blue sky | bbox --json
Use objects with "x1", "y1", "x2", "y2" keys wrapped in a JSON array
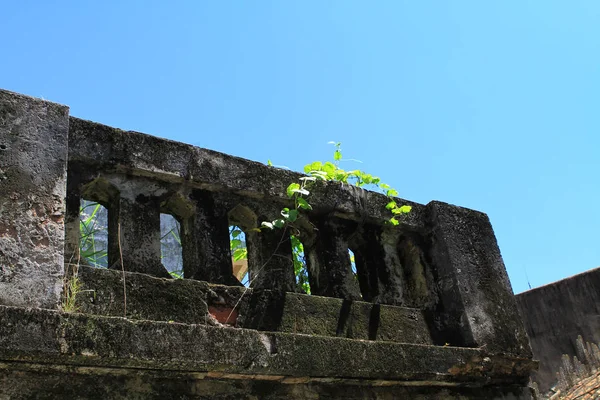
[{"x1": 2, "y1": 1, "x2": 599, "y2": 293}]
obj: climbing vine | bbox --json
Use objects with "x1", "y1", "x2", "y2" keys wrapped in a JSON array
[{"x1": 262, "y1": 142, "x2": 411, "y2": 292}]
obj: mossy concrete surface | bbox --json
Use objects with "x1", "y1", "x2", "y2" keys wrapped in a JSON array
[
  {"x1": 0, "y1": 305, "x2": 535, "y2": 382},
  {"x1": 0, "y1": 89, "x2": 536, "y2": 398},
  {"x1": 0, "y1": 362, "x2": 535, "y2": 400},
  {"x1": 77, "y1": 266, "x2": 430, "y2": 344},
  {"x1": 0, "y1": 304, "x2": 536, "y2": 398},
  {"x1": 244, "y1": 289, "x2": 433, "y2": 344}
]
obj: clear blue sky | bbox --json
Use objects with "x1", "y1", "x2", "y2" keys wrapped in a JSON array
[{"x1": 2, "y1": 1, "x2": 599, "y2": 294}]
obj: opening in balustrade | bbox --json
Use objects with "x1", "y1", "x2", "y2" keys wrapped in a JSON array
[
  {"x1": 291, "y1": 234, "x2": 310, "y2": 294},
  {"x1": 79, "y1": 199, "x2": 108, "y2": 268},
  {"x1": 348, "y1": 248, "x2": 363, "y2": 299},
  {"x1": 229, "y1": 225, "x2": 249, "y2": 286},
  {"x1": 160, "y1": 213, "x2": 183, "y2": 279}
]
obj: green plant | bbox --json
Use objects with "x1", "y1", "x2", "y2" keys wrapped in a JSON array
[
  {"x1": 291, "y1": 235, "x2": 310, "y2": 293},
  {"x1": 230, "y1": 226, "x2": 248, "y2": 262},
  {"x1": 62, "y1": 267, "x2": 83, "y2": 312},
  {"x1": 263, "y1": 142, "x2": 412, "y2": 292},
  {"x1": 265, "y1": 142, "x2": 411, "y2": 228}
]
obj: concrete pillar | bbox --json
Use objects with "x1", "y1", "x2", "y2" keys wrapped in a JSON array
[
  {"x1": 112, "y1": 194, "x2": 170, "y2": 278},
  {"x1": 305, "y1": 218, "x2": 362, "y2": 300},
  {"x1": 182, "y1": 190, "x2": 239, "y2": 285},
  {"x1": 246, "y1": 227, "x2": 296, "y2": 292},
  {"x1": 425, "y1": 201, "x2": 532, "y2": 357},
  {"x1": 0, "y1": 89, "x2": 69, "y2": 309},
  {"x1": 350, "y1": 227, "x2": 406, "y2": 305}
]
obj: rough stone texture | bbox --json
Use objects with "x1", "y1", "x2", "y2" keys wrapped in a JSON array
[
  {"x1": 516, "y1": 267, "x2": 600, "y2": 394},
  {"x1": 67, "y1": 117, "x2": 426, "y2": 229},
  {"x1": 0, "y1": 89, "x2": 69, "y2": 309},
  {"x1": 183, "y1": 189, "x2": 240, "y2": 284},
  {"x1": 425, "y1": 201, "x2": 532, "y2": 357},
  {"x1": 255, "y1": 291, "x2": 434, "y2": 344},
  {"x1": 1, "y1": 365, "x2": 534, "y2": 400},
  {"x1": 0, "y1": 89, "x2": 537, "y2": 398},
  {"x1": 117, "y1": 191, "x2": 169, "y2": 277},
  {"x1": 0, "y1": 363, "x2": 534, "y2": 400},
  {"x1": 0, "y1": 305, "x2": 535, "y2": 383},
  {"x1": 246, "y1": 226, "x2": 297, "y2": 292},
  {"x1": 76, "y1": 265, "x2": 213, "y2": 324},
  {"x1": 305, "y1": 217, "x2": 362, "y2": 300},
  {"x1": 76, "y1": 266, "x2": 434, "y2": 344}
]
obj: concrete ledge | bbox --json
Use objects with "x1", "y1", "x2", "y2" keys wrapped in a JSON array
[
  {"x1": 244, "y1": 289, "x2": 434, "y2": 344},
  {"x1": 0, "y1": 305, "x2": 535, "y2": 384},
  {"x1": 76, "y1": 266, "x2": 434, "y2": 344},
  {"x1": 0, "y1": 361, "x2": 534, "y2": 399}
]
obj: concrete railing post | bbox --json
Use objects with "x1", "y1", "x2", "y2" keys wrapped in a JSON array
[
  {"x1": 0, "y1": 89, "x2": 69, "y2": 309},
  {"x1": 425, "y1": 200, "x2": 532, "y2": 356}
]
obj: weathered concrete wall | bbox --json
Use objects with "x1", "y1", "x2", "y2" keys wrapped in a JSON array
[
  {"x1": 64, "y1": 117, "x2": 533, "y2": 359},
  {"x1": 0, "y1": 365, "x2": 535, "y2": 400},
  {"x1": 0, "y1": 363, "x2": 534, "y2": 400},
  {"x1": 0, "y1": 88, "x2": 536, "y2": 399},
  {"x1": 516, "y1": 267, "x2": 600, "y2": 393},
  {"x1": 0, "y1": 304, "x2": 535, "y2": 399},
  {"x1": 0, "y1": 89, "x2": 69, "y2": 309}
]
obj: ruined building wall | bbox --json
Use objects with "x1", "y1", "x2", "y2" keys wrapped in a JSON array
[
  {"x1": 0, "y1": 88, "x2": 536, "y2": 399},
  {"x1": 516, "y1": 267, "x2": 600, "y2": 394}
]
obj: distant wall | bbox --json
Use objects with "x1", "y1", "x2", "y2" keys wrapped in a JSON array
[{"x1": 516, "y1": 267, "x2": 600, "y2": 393}]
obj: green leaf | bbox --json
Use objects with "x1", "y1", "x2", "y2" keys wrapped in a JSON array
[
  {"x1": 288, "y1": 209, "x2": 299, "y2": 222},
  {"x1": 304, "y1": 161, "x2": 322, "y2": 173},
  {"x1": 380, "y1": 183, "x2": 390, "y2": 190},
  {"x1": 334, "y1": 149, "x2": 342, "y2": 161},
  {"x1": 388, "y1": 217, "x2": 399, "y2": 226},
  {"x1": 334, "y1": 172, "x2": 348, "y2": 182},
  {"x1": 386, "y1": 189, "x2": 399, "y2": 197},
  {"x1": 287, "y1": 183, "x2": 301, "y2": 198},
  {"x1": 233, "y1": 247, "x2": 248, "y2": 261},
  {"x1": 322, "y1": 162, "x2": 336, "y2": 176},
  {"x1": 385, "y1": 201, "x2": 397, "y2": 210},
  {"x1": 398, "y1": 205, "x2": 412, "y2": 214},
  {"x1": 267, "y1": 159, "x2": 273, "y2": 166},
  {"x1": 273, "y1": 219, "x2": 286, "y2": 228},
  {"x1": 230, "y1": 239, "x2": 242, "y2": 248},
  {"x1": 297, "y1": 197, "x2": 312, "y2": 210},
  {"x1": 231, "y1": 229, "x2": 242, "y2": 238},
  {"x1": 290, "y1": 235, "x2": 301, "y2": 248}
]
